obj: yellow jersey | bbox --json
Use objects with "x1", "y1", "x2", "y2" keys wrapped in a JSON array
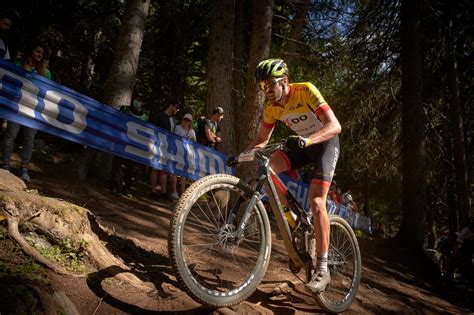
[{"x1": 262, "y1": 82, "x2": 331, "y2": 138}]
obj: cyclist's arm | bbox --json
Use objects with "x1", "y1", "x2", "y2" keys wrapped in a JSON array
[
  {"x1": 245, "y1": 123, "x2": 274, "y2": 151},
  {"x1": 306, "y1": 109, "x2": 341, "y2": 145}
]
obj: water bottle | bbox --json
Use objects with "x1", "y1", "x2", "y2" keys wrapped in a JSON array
[{"x1": 284, "y1": 206, "x2": 297, "y2": 230}]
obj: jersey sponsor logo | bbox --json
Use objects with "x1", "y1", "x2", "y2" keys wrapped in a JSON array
[
  {"x1": 288, "y1": 102, "x2": 305, "y2": 111},
  {"x1": 331, "y1": 147, "x2": 339, "y2": 176},
  {"x1": 292, "y1": 85, "x2": 310, "y2": 93},
  {"x1": 283, "y1": 114, "x2": 308, "y2": 127},
  {"x1": 281, "y1": 110, "x2": 321, "y2": 137}
]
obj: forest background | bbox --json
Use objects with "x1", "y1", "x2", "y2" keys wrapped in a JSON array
[{"x1": 3, "y1": 0, "x2": 472, "y2": 252}]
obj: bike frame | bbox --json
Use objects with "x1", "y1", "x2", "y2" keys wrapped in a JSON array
[
  {"x1": 264, "y1": 164, "x2": 307, "y2": 270},
  {"x1": 229, "y1": 150, "x2": 309, "y2": 272}
]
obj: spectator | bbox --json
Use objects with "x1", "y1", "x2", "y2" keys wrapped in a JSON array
[
  {"x1": 0, "y1": 13, "x2": 12, "y2": 60},
  {"x1": 342, "y1": 192, "x2": 358, "y2": 212},
  {"x1": 328, "y1": 180, "x2": 337, "y2": 203},
  {"x1": 120, "y1": 93, "x2": 148, "y2": 121},
  {"x1": 150, "y1": 100, "x2": 180, "y2": 200},
  {"x1": 110, "y1": 94, "x2": 148, "y2": 195},
  {"x1": 342, "y1": 192, "x2": 351, "y2": 207},
  {"x1": 173, "y1": 113, "x2": 196, "y2": 195},
  {"x1": 350, "y1": 199, "x2": 359, "y2": 213},
  {"x1": 192, "y1": 115, "x2": 205, "y2": 136},
  {"x1": 0, "y1": 13, "x2": 13, "y2": 137},
  {"x1": 175, "y1": 113, "x2": 196, "y2": 142},
  {"x1": 197, "y1": 107, "x2": 224, "y2": 149},
  {"x1": 2, "y1": 43, "x2": 51, "y2": 182},
  {"x1": 335, "y1": 187, "x2": 343, "y2": 204}
]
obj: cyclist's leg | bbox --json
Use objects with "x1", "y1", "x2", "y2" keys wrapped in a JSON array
[
  {"x1": 269, "y1": 150, "x2": 293, "y2": 205},
  {"x1": 269, "y1": 150, "x2": 291, "y2": 173},
  {"x1": 306, "y1": 180, "x2": 332, "y2": 292},
  {"x1": 305, "y1": 136, "x2": 340, "y2": 293},
  {"x1": 309, "y1": 180, "x2": 331, "y2": 255}
]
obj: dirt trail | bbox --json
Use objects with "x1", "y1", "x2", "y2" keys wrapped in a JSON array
[{"x1": 1, "y1": 156, "x2": 473, "y2": 314}]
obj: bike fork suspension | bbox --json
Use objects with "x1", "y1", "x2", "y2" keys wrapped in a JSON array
[{"x1": 232, "y1": 193, "x2": 262, "y2": 239}]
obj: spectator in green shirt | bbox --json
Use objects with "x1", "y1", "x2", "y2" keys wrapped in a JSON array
[{"x1": 2, "y1": 44, "x2": 52, "y2": 182}]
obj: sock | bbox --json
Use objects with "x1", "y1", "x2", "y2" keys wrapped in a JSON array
[{"x1": 316, "y1": 252, "x2": 328, "y2": 273}]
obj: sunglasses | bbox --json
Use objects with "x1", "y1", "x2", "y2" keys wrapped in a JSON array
[
  {"x1": 258, "y1": 77, "x2": 284, "y2": 91},
  {"x1": 183, "y1": 118, "x2": 191, "y2": 122}
]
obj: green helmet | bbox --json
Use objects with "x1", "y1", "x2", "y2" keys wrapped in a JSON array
[{"x1": 254, "y1": 58, "x2": 289, "y2": 81}]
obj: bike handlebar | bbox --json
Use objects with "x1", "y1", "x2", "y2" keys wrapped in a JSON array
[
  {"x1": 258, "y1": 140, "x2": 286, "y2": 157},
  {"x1": 227, "y1": 140, "x2": 287, "y2": 167}
]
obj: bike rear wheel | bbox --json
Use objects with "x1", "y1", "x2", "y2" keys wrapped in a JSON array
[
  {"x1": 168, "y1": 174, "x2": 272, "y2": 307},
  {"x1": 315, "y1": 215, "x2": 361, "y2": 313}
]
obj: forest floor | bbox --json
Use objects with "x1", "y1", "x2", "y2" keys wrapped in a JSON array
[{"x1": 0, "y1": 141, "x2": 473, "y2": 314}]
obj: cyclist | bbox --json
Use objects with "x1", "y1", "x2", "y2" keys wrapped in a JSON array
[{"x1": 244, "y1": 58, "x2": 341, "y2": 293}]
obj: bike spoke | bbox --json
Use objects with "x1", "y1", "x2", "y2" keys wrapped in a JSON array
[
  {"x1": 189, "y1": 203, "x2": 220, "y2": 232},
  {"x1": 210, "y1": 189, "x2": 229, "y2": 225}
]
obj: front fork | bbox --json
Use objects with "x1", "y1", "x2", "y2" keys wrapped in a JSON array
[
  {"x1": 225, "y1": 174, "x2": 267, "y2": 240},
  {"x1": 231, "y1": 193, "x2": 262, "y2": 240}
]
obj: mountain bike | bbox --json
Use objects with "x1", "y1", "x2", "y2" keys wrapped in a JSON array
[{"x1": 168, "y1": 140, "x2": 361, "y2": 313}]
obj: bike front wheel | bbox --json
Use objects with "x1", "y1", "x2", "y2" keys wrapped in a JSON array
[
  {"x1": 168, "y1": 174, "x2": 272, "y2": 308},
  {"x1": 315, "y1": 215, "x2": 362, "y2": 313}
]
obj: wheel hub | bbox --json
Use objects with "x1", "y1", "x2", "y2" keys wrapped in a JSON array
[{"x1": 217, "y1": 224, "x2": 237, "y2": 252}]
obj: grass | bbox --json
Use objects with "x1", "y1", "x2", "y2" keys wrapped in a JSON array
[
  {"x1": 25, "y1": 232, "x2": 90, "y2": 273},
  {"x1": 0, "y1": 257, "x2": 43, "y2": 278}
]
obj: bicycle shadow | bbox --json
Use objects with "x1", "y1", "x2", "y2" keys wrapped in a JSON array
[{"x1": 247, "y1": 279, "x2": 325, "y2": 314}]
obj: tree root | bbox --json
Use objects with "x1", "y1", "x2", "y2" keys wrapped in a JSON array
[
  {"x1": 7, "y1": 214, "x2": 71, "y2": 275},
  {"x1": 1, "y1": 195, "x2": 153, "y2": 292}
]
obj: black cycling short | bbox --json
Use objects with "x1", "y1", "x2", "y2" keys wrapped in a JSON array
[{"x1": 279, "y1": 135, "x2": 339, "y2": 184}]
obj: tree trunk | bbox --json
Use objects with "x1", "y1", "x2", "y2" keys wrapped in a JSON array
[
  {"x1": 283, "y1": 0, "x2": 310, "y2": 66},
  {"x1": 232, "y1": 0, "x2": 246, "y2": 154},
  {"x1": 444, "y1": 124, "x2": 459, "y2": 234},
  {"x1": 396, "y1": 0, "x2": 426, "y2": 251},
  {"x1": 208, "y1": 0, "x2": 235, "y2": 155},
  {"x1": 79, "y1": 0, "x2": 150, "y2": 181},
  {"x1": 103, "y1": 0, "x2": 151, "y2": 108},
  {"x1": 425, "y1": 189, "x2": 436, "y2": 249},
  {"x1": 236, "y1": 0, "x2": 274, "y2": 154},
  {"x1": 445, "y1": 15, "x2": 471, "y2": 228}
]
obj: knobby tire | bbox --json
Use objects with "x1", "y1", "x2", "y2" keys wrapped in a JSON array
[{"x1": 168, "y1": 174, "x2": 272, "y2": 308}]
